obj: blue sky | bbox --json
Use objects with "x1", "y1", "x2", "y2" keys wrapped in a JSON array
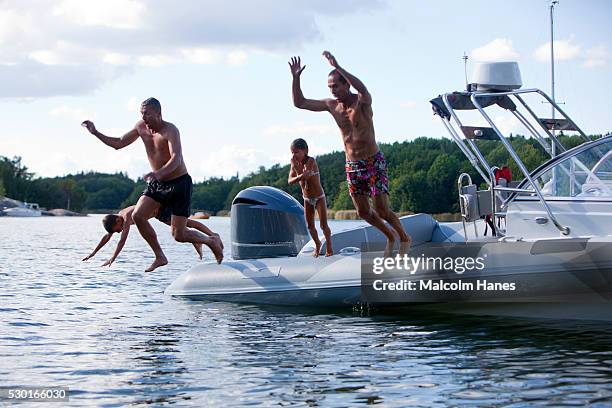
[{"x1": 0, "y1": 0, "x2": 610, "y2": 180}]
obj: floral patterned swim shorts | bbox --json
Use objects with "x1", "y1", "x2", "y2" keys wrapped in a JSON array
[{"x1": 345, "y1": 151, "x2": 389, "y2": 196}]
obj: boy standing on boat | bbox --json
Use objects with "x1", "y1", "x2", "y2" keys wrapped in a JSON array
[
  {"x1": 288, "y1": 138, "x2": 333, "y2": 257},
  {"x1": 288, "y1": 51, "x2": 411, "y2": 255},
  {"x1": 82, "y1": 204, "x2": 222, "y2": 267},
  {"x1": 82, "y1": 97, "x2": 223, "y2": 271}
]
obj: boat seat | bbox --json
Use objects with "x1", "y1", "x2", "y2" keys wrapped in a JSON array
[
  {"x1": 299, "y1": 213, "x2": 438, "y2": 256},
  {"x1": 431, "y1": 222, "x2": 465, "y2": 242}
]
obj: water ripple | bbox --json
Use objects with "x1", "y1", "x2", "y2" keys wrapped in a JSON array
[{"x1": 1, "y1": 217, "x2": 612, "y2": 406}]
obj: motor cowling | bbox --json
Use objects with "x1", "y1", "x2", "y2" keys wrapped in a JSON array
[{"x1": 231, "y1": 186, "x2": 309, "y2": 260}]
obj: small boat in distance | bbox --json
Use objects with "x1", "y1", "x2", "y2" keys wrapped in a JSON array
[{"x1": 3, "y1": 202, "x2": 42, "y2": 217}]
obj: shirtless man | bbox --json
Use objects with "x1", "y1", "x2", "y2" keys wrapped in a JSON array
[
  {"x1": 82, "y1": 204, "x2": 222, "y2": 267},
  {"x1": 82, "y1": 97, "x2": 223, "y2": 271},
  {"x1": 289, "y1": 51, "x2": 411, "y2": 255}
]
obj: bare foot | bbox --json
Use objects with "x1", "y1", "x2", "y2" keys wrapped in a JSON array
[
  {"x1": 213, "y1": 233, "x2": 224, "y2": 250},
  {"x1": 399, "y1": 237, "x2": 412, "y2": 256},
  {"x1": 193, "y1": 243, "x2": 203, "y2": 260},
  {"x1": 384, "y1": 239, "x2": 396, "y2": 258},
  {"x1": 313, "y1": 241, "x2": 321, "y2": 258},
  {"x1": 207, "y1": 236, "x2": 224, "y2": 264},
  {"x1": 145, "y1": 256, "x2": 168, "y2": 272},
  {"x1": 325, "y1": 249, "x2": 333, "y2": 257}
]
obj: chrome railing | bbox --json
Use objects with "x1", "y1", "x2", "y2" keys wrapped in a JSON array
[{"x1": 436, "y1": 88, "x2": 577, "y2": 236}]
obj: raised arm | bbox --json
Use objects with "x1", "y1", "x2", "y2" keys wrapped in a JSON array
[
  {"x1": 322, "y1": 51, "x2": 372, "y2": 105},
  {"x1": 144, "y1": 124, "x2": 183, "y2": 182},
  {"x1": 289, "y1": 56, "x2": 330, "y2": 112},
  {"x1": 82, "y1": 120, "x2": 139, "y2": 150},
  {"x1": 82, "y1": 233, "x2": 112, "y2": 261},
  {"x1": 101, "y1": 225, "x2": 131, "y2": 267}
]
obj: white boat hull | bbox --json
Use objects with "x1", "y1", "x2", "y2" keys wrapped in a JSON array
[
  {"x1": 3, "y1": 208, "x2": 42, "y2": 217},
  {"x1": 166, "y1": 215, "x2": 612, "y2": 321}
]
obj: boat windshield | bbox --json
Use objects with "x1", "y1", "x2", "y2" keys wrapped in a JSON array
[{"x1": 529, "y1": 138, "x2": 612, "y2": 198}]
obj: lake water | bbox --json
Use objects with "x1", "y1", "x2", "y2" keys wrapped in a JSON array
[{"x1": 1, "y1": 216, "x2": 612, "y2": 407}]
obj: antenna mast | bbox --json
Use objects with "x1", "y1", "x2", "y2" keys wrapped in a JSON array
[
  {"x1": 550, "y1": 1, "x2": 558, "y2": 144},
  {"x1": 462, "y1": 52, "x2": 469, "y2": 89}
]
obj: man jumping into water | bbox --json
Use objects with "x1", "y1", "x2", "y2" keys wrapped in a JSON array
[
  {"x1": 82, "y1": 97, "x2": 223, "y2": 271},
  {"x1": 289, "y1": 51, "x2": 411, "y2": 255}
]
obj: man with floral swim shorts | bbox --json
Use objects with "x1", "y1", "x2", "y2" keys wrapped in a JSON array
[{"x1": 289, "y1": 51, "x2": 411, "y2": 256}]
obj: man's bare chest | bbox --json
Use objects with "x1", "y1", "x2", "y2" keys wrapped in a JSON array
[
  {"x1": 140, "y1": 133, "x2": 169, "y2": 151},
  {"x1": 331, "y1": 104, "x2": 371, "y2": 134}
]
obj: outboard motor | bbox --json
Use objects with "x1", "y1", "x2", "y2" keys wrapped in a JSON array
[{"x1": 231, "y1": 186, "x2": 309, "y2": 260}]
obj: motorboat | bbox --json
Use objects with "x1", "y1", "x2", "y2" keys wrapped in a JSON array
[
  {"x1": 3, "y1": 202, "x2": 42, "y2": 217},
  {"x1": 166, "y1": 62, "x2": 612, "y2": 321}
]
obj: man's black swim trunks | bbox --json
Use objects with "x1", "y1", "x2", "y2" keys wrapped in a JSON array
[
  {"x1": 154, "y1": 206, "x2": 172, "y2": 224},
  {"x1": 143, "y1": 173, "x2": 192, "y2": 218}
]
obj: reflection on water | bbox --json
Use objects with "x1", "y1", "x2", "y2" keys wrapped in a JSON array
[{"x1": 1, "y1": 216, "x2": 611, "y2": 406}]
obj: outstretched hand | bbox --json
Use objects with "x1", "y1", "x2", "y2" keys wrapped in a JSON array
[
  {"x1": 322, "y1": 51, "x2": 339, "y2": 68},
  {"x1": 288, "y1": 56, "x2": 306, "y2": 77},
  {"x1": 101, "y1": 258, "x2": 114, "y2": 267},
  {"x1": 81, "y1": 120, "x2": 97, "y2": 135},
  {"x1": 82, "y1": 254, "x2": 93, "y2": 261}
]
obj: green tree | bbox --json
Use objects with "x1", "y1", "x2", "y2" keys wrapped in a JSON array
[
  {"x1": 427, "y1": 154, "x2": 461, "y2": 213},
  {"x1": 331, "y1": 181, "x2": 352, "y2": 210},
  {"x1": 0, "y1": 156, "x2": 34, "y2": 200},
  {"x1": 121, "y1": 180, "x2": 148, "y2": 208}
]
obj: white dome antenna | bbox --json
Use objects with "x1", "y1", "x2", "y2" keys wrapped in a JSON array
[{"x1": 471, "y1": 61, "x2": 522, "y2": 92}]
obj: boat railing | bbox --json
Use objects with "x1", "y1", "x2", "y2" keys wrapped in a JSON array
[
  {"x1": 469, "y1": 91, "x2": 570, "y2": 235},
  {"x1": 432, "y1": 88, "x2": 578, "y2": 236}
]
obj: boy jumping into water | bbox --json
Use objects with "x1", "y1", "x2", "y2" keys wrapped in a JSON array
[
  {"x1": 82, "y1": 205, "x2": 222, "y2": 267},
  {"x1": 288, "y1": 138, "x2": 333, "y2": 257},
  {"x1": 288, "y1": 51, "x2": 411, "y2": 256}
]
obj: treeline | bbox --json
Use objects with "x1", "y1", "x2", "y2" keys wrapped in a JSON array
[{"x1": 0, "y1": 134, "x2": 593, "y2": 214}]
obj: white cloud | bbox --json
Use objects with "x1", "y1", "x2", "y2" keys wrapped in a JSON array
[
  {"x1": 28, "y1": 41, "x2": 89, "y2": 65},
  {"x1": 196, "y1": 144, "x2": 272, "y2": 178},
  {"x1": 181, "y1": 48, "x2": 222, "y2": 65},
  {"x1": 103, "y1": 52, "x2": 131, "y2": 66},
  {"x1": 262, "y1": 122, "x2": 341, "y2": 158},
  {"x1": 495, "y1": 115, "x2": 522, "y2": 136},
  {"x1": 125, "y1": 96, "x2": 141, "y2": 113},
  {"x1": 227, "y1": 50, "x2": 248, "y2": 66},
  {"x1": 533, "y1": 40, "x2": 609, "y2": 68},
  {"x1": 137, "y1": 54, "x2": 178, "y2": 67},
  {"x1": 471, "y1": 39, "x2": 520, "y2": 61},
  {"x1": 0, "y1": 9, "x2": 46, "y2": 64},
  {"x1": 0, "y1": 61, "x2": 103, "y2": 98},
  {"x1": 534, "y1": 39, "x2": 581, "y2": 62},
  {"x1": 50, "y1": 106, "x2": 94, "y2": 121},
  {"x1": 52, "y1": 0, "x2": 145, "y2": 30},
  {"x1": 0, "y1": 0, "x2": 384, "y2": 98},
  {"x1": 474, "y1": 114, "x2": 522, "y2": 136},
  {"x1": 29, "y1": 49, "x2": 62, "y2": 65}
]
